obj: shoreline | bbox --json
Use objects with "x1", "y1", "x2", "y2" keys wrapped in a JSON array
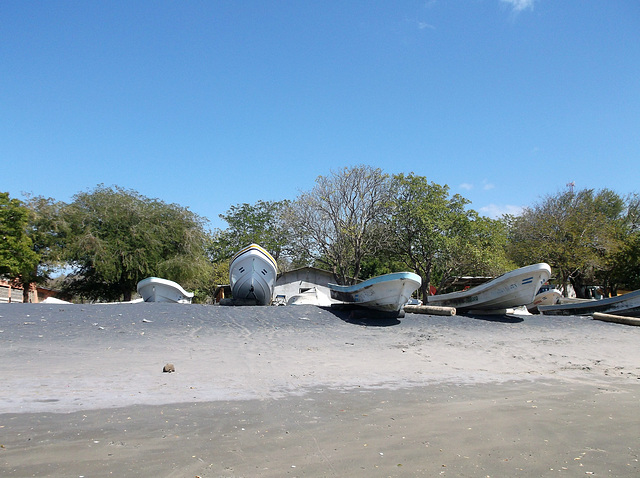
[
  {"x1": 2, "y1": 380, "x2": 638, "y2": 477},
  {"x1": 1, "y1": 303, "x2": 639, "y2": 476}
]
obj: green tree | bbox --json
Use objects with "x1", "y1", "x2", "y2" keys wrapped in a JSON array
[
  {"x1": 597, "y1": 193, "x2": 640, "y2": 293},
  {"x1": 390, "y1": 174, "x2": 502, "y2": 300},
  {"x1": 435, "y1": 212, "x2": 514, "y2": 292},
  {"x1": 211, "y1": 200, "x2": 290, "y2": 263},
  {"x1": 286, "y1": 165, "x2": 393, "y2": 285},
  {"x1": 63, "y1": 185, "x2": 211, "y2": 302},
  {"x1": 605, "y1": 233, "x2": 640, "y2": 292},
  {"x1": 358, "y1": 253, "x2": 407, "y2": 280},
  {"x1": 507, "y1": 188, "x2": 624, "y2": 297},
  {"x1": 20, "y1": 196, "x2": 69, "y2": 301},
  {"x1": 0, "y1": 192, "x2": 39, "y2": 284}
]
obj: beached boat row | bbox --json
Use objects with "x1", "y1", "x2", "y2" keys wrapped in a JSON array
[
  {"x1": 133, "y1": 243, "x2": 640, "y2": 319},
  {"x1": 225, "y1": 245, "x2": 554, "y2": 316}
]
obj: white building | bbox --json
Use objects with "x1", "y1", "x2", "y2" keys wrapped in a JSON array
[{"x1": 274, "y1": 267, "x2": 336, "y2": 303}]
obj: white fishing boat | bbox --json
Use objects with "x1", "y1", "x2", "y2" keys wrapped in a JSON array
[
  {"x1": 426, "y1": 263, "x2": 551, "y2": 312},
  {"x1": 136, "y1": 277, "x2": 194, "y2": 304},
  {"x1": 328, "y1": 272, "x2": 422, "y2": 313},
  {"x1": 538, "y1": 289, "x2": 640, "y2": 317},
  {"x1": 229, "y1": 244, "x2": 278, "y2": 305},
  {"x1": 287, "y1": 287, "x2": 332, "y2": 306},
  {"x1": 526, "y1": 284, "x2": 563, "y2": 313}
]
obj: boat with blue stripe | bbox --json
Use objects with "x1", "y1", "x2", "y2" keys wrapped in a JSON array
[{"x1": 426, "y1": 263, "x2": 551, "y2": 312}]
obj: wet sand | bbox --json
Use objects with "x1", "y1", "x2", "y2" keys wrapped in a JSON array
[{"x1": 1, "y1": 304, "x2": 639, "y2": 476}]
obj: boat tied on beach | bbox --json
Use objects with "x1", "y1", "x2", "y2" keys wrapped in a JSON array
[
  {"x1": 328, "y1": 272, "x2": 422, "y2": 314},
  {"x1": 526, "y1": 284, "x2": 563, "y2": 313},
  {"x1": 426, "y1": 263, "x2": 551, "y2": 312},
  {"x1": 136, "y1": 277, "x2": 194, "y2": 303},
  {"x1": 229, "y1": 243, "x2": 278, "y2": 305},
  {"x1": 538, "y1": 289, "x2": 640, "y2": 317}
]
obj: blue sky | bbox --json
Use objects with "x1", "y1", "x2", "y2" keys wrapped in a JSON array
[{"x1": 2, "y1": 0, "x2": 639, "y2": 229}]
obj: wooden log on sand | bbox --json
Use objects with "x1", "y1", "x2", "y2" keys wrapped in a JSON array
[
  {"x1": 404, "y1": 304, "x2": 457, "y2": 316},
  {"x1": 592, "y1": 312, "x2": 640, "y2": 327}
]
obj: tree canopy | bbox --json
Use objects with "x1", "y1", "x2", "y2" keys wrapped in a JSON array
[
  {"x1": 436, "y1": 211, "x2": 513, "y2": 291},
  {"x1": 62, "y1": 185, "x2": 211, "y2": 302},
  {"x1": 390, "y1": 174, "x2": 511, "y2": 299},
  {"x1": 0, "y1": 192, "x2": 39, "y2": 282},
  {"x1": 4, "y1": 171, "x2": 640, "y2": 303},
  {"x1": 16, "y1": 195, "x2": 69, "y2": 301},
  {"x1": 210, "y1": 200, "x2": 290, "y2": 263},
  {"x1": 507, "y1": 188, "x2": 625, "y2": 296},
  {"x1": 286, "y1": 165, "x2": 393, "y2": 285},
  {"x1": 596, "y1": 193, "x2": 640, "y2": 292}
]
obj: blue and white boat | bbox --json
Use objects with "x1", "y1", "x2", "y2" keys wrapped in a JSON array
[
  {"x1": 229, "y1": 244, "x2": 278, "y2": 305},
  {"x1": 426, "y1": 263, "x2": 551, "y2": 312},
  {"x1": 328, "y1": 272, "x2": 422, "y2": 313}
]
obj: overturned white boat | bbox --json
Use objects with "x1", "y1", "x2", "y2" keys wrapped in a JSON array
[
  {"x1": 538, "y1": 289, "x2": 640, "y2": 317},
  {"x1": 426, "y1": 263, "x2": 551, "y2": 312},
  {"x1": 328, "y1": 272, "x2": 422, "y2": 313},
  {"x1": 229, "y1": 244, "x2": 278, "y2": 305},
  {"x1": 287, "y1": 287, "x2": 332, "y2": 306},
  {"x1": 136, "y1": 277, "x2": 194, "y2": 304}
]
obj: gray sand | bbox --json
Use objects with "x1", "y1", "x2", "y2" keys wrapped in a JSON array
[{"x1": 1, "y1": 304, "x2": 639, "y2": 476}]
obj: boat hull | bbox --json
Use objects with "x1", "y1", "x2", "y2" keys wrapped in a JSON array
[
  {"x1": 328, "y1": 272, "x2": 422, "y2": 313},
  {"x1": 136, "y1": 277, "x2": 194, "y2": 304},
  {"x1": 538, "y1": 289, "x2": 640, "y2": 317},
  {"x1": 287, "y1": 287, "x2": 332, "y2": 306},
  {"x1": 427, "y1": 263, "x2": 551, "y2": 311},
  {"x1": 229, "y1": 244, "x2": 278, "y2": 306},
  {"x1": 527, "y1": 288, "x2": 562, "y2": 312}
]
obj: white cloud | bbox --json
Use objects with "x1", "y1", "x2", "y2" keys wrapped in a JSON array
[
  {"x1": 417, "y1": 21, "x2": 436, "y2": 30},
  {"x1": 501, "y1": 0, "x2": 535, "y2": 13},
  {"x1": 482, "y1": 182, "x2": 495, "y2": 191},
  {"x1": 459, "y1": 183, "x2": 474, "y2": 191},
  {"x1": 479, "y1": 203, "x2": 524, "y2": 219}
]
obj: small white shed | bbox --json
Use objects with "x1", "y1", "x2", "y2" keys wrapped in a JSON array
[{"x1": 274, "y1": 267, "x2": 335, "y2": 303}]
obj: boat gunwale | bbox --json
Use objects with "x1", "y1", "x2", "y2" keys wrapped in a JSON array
[
  {"x1": 327, "y1": 272, "x2": 422, "y2": 293},
  {"x1": 428, "y1": 263, "x2": 551, "y2": 302},
  {"x1": 230, "y1": 243, "x2": 278, "y2": 271},
  {"x1": 538, "y1": 288, "x2": 640, "y2": 313}
]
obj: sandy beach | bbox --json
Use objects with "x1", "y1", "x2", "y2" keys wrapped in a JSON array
[{"x1": 1, "y1": 303, "x2": 639, "y2": 477}]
